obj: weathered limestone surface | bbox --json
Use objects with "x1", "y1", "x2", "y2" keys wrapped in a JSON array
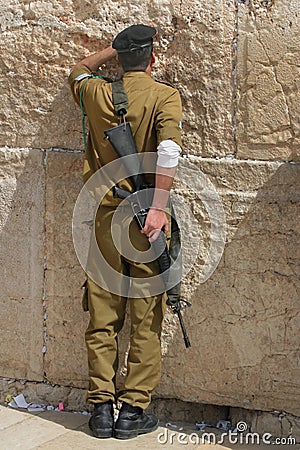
[
  {"x1": 0, "y1": 0, "x2": 299, "y2": 430},
  {"x1": 236, "y1": 0, "x2": 300, "y2": 160},
  {"x1": 0, "y1": 0, "x2": 235, "y2": 157},
  {"x1": 157, "y1": 158, "x2": 300, "y2": 416},
  {"x1": 0, "y1": 148, "x2": 44, "y2": 380},
  {"x1": 44, "y1": 151, "x2": 89, "y2": 387}
]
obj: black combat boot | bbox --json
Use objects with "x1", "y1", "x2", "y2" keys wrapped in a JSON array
[
  {"x1": 88, "y1": 400, "x2": 114, "y2": 438},
  {"x1": 114, "y1": 402, "x2": 159, "y2": 439}
]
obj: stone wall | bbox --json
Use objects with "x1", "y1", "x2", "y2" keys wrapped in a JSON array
[{"x1": 0, "y1": 0, "x2": 299, "y2": 436}]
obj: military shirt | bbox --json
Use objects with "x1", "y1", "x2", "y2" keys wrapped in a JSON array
[{"x1": 68, "y1": 65, "x2": 182, "y2": 206}]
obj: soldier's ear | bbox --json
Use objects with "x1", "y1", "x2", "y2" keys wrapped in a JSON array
[{"x1": 150, "y1": 52, "x2": 156, "y2": 66}]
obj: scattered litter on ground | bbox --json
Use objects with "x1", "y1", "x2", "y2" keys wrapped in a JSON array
[
  {"x1": 216, "y1": 420, "x2": 231, "y2": 431},
  {"x1": 5, "y1": 395, "x2": 14, "y2": 403},
  {"x1": 8, "y1": 393, "x2": 30, "y2": 409},
  {"x1": 7, "y1": 394, "x2": 46, "y2": 411},
  {"x1": 5, "y1": 393, "x2": 56, "y2": 413},
  {"x1": 27, "y1": 404, "x2": 46, "y2": 412},
  {"x1": 195, "y1": 421, "x2": 207, "y2": 431},
  {"x1": 166, "y1": 422, "x2": 178, "y2": 428},
  {"x1": 47, "y1": 405, "x2": 55, "y2": 411},
  {"x1": 4, "y1": 393, "x2": 90, "y2": 416},
  {"x1": 165, "y1": 419, "x2": 234, "y2": 434},
  {"x1": 166, "y1": 422, "x2": 183, "y2": 431},
  {"x1": 195, "y1": 421, "x2": 216, "y2": 431},
  {"x1": 58, "y1": 402, "x2": 65, "y2": 411},
  {"x1": 196, "y1": 420, "x2": 233, "y2": 432}
]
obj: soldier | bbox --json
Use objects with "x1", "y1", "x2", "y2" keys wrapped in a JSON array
[{"x1": 68, "y1": 24, "x2": 182, "y2": 440}]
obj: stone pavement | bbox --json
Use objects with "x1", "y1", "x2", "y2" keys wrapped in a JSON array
[{"x1": 0, "y1": 405, "x2": 298, "y2": 450}]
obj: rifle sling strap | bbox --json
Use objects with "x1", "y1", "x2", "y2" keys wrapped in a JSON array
[
  {"x1": 111, "y1": 80, "x2": 128, "y2": 117},
  {"x1": 79, "y1": 76, "x2": 128, "y2": 149}
]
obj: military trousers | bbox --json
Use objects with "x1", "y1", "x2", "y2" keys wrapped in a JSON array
[{"x1": 85, "y1": 205, "x2": 168, "y2": 409}]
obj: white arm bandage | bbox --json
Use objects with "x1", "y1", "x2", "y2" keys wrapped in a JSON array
[
  {"x1": 157, "y1": 139, "x2": 182, "y2": 168},
  {"x1": 74, "y1": 73, "x2": 91, "y2": 81}
]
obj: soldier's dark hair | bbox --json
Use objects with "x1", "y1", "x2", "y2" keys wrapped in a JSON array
[{"x1": 118, "y1": 44, "x2": 153, "y2": 72}]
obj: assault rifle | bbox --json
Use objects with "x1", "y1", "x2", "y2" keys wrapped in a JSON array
[{"x1": 104, "y1": 120, "x2": 191, "y2": 348}]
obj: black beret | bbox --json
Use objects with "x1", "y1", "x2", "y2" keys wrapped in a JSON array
[{"x1": 112, "y1": 24, "x2": 156, "y2": 53}]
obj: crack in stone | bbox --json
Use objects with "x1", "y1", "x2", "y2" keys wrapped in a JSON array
[
  {"x1": 256, "y1": 32, "x2": 294, "y2": 140},
  {"x1": 0, "y1": 375, "x2": 87, "y2": 392},
  {"x1": 233, "y1": 1, "x2": 239, "y2": 157},
  {"x1": 42, "y1": 149, "x2": 47, "y2": 382}
]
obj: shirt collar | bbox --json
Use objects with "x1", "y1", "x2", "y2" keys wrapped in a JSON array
[{"x1": 123, "y1": 71, "x2": 151, "y2": 79}]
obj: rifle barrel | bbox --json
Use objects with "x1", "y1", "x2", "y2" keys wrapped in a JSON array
[{"x1": 177, "y1": 309, "x2": 191, "y2": 348}]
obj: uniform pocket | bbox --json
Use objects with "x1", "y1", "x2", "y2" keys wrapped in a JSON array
[{"x1": 81, "y1": 279, "x2": 89, "y2": 312}]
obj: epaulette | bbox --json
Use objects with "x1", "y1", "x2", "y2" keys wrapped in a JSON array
[
  {"x1": 154, "y1": 78, "x2": 175, "y2": 88},
  {"x1": 90, "y1": 72, "x2": 113, "y2": 83}
]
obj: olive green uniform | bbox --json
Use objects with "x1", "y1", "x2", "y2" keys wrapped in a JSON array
[{"x1": 68, "y1": 65, "x2": 182, "y2": 409}]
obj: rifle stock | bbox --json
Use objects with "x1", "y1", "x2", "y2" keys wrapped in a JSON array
[{"x1": 104, "y1": 123, "x2": 145, "y2": 191}]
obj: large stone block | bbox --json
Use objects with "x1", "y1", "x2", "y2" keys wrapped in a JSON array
[
  {"x1": 0, "y1": 1, "x2": 235, "y2": 159},
  {"x1": 0, "y1": 0, "x2": 111, "y2": 150},
  {"x1": 236, "y1": 1, "x2": 300, "y2": 160},
  {"x1": 0, "y1": 148, "x2": 44, "y2": 380},
  {"x1": 155, "y1": 0, "x2": 235, "y2": 158},
  {"x1": 44, "y1": 150, "x2": 89, "y2": 387},
  {"x1": 156, "y1": 158, "x2": 300, "y2": 416}
]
